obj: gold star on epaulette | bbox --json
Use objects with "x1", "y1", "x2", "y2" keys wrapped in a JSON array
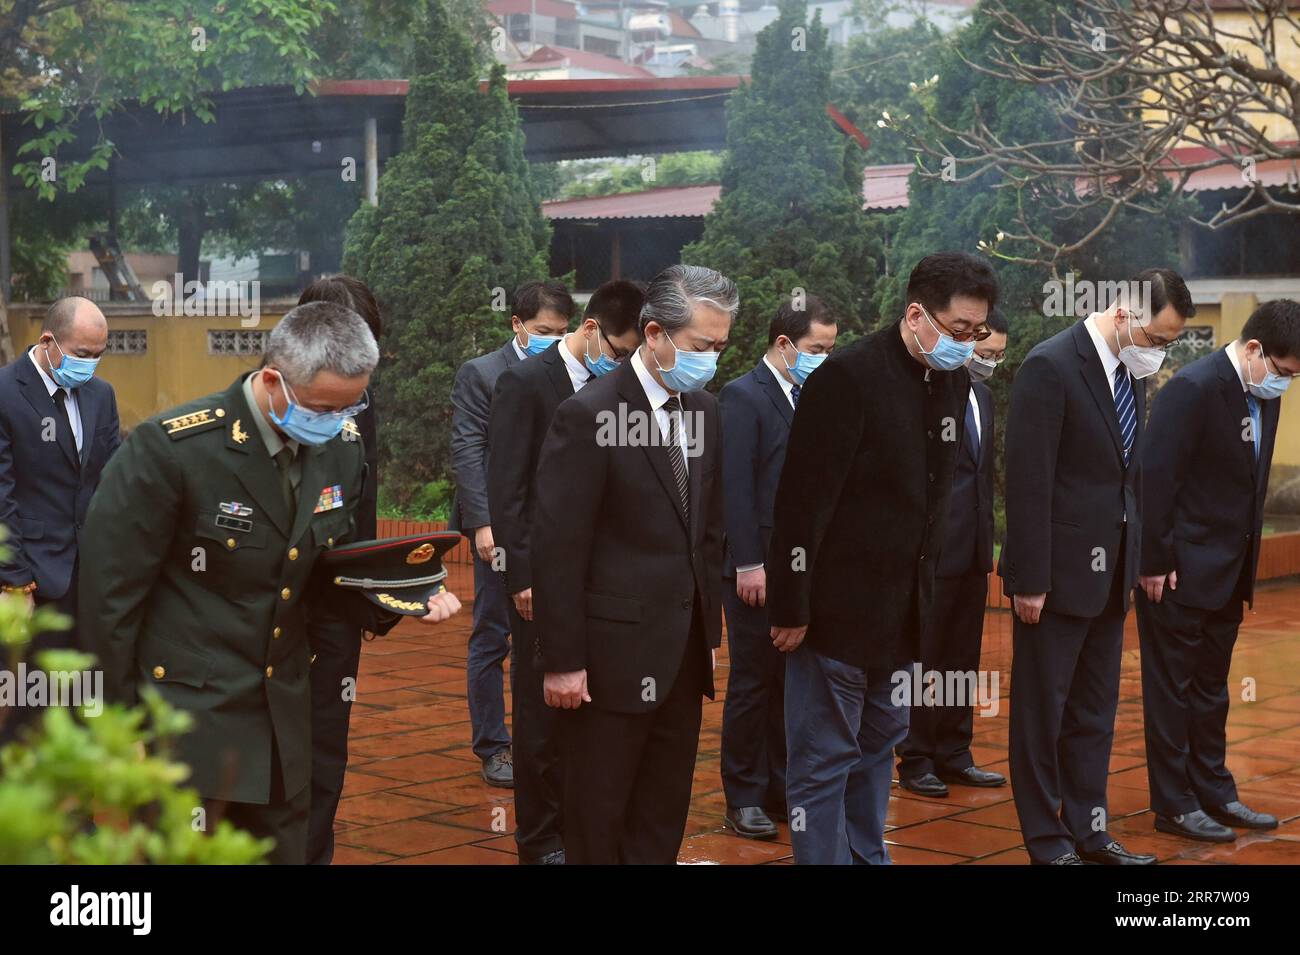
[{"x1": 163, "y1": 408, "x2": 225, "y2": 439}]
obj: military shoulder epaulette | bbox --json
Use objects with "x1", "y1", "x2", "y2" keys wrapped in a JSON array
[{"x1": 161, "y1": 407, "x2": 227, "y2": 440}]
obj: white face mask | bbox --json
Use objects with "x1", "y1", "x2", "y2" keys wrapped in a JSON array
[{"x1": 1115, "y1": 321, "x2": 1164, "y2": 379}]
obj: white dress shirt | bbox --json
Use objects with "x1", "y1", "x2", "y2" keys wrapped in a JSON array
[
  {"x1": 560, "y1": 334, "x2": 594, "y2": 393},
  {"x1": 1225, "y1": 341, "x2": 1249, "y2": 392},
  {"x1": 28, "y1": 347, "x2": 83, "y2": 453},
  {"x1": 1084, "y1": 313, "x2": 1123, "y2": 396},
  {"x1": 631, "y1": 348, "x2": 688, "y2": 472},
  {"x1": 762, "y1": 355, "x2": 797, "y2": 409},
  {"x1": 968, "y1": 387, "x2": 982, "y2": 446},
  {"x1": 512, "y1": 338, "x2": 527, "y2": 362}
]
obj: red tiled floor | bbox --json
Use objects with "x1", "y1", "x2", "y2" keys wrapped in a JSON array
[{"x1": 333, "y1": 565, "x2": 1300, "y2": 864}]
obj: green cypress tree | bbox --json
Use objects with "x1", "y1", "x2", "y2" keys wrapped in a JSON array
[
  {"x1": 881, "y1": 0, "x2": 1184, "y2": 535},
  {"x1": 344, "y1": 0, "x2": 550, "y2": 502},
  {"x1": 682, "y1": 0, "x2": 881, "y2": 387}
]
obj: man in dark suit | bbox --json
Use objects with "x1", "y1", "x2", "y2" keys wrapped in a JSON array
[
  {"x1": 532, "y1": 264, "x2": 733, "y2": 864},
  {"x1": 1136, "y1": 300, "x2": 1300, "y2": 842},
  {"x1": 898, "y1": 309, "x2": 1008, "y2": 797},
  {"x1": 295, "y1": 275, "x2": 383, "y2": 865},
  {"x1": 1001, "y1": 268, "x2": 1193, "y2": 865},
  {"x1": 449, "y1": 281, "x2": 575, "y2": 787},
  {"x1": 0, "y1": 297, "x2": 119, "y2": 740},
  {"x1": 719, "y1": 294, "x2": 838, "y2": 840},
  {"x1": 487, "y1": 279, "x2": 644, "y2": 864},
  {"x1": 767, "y1": 252, "x2": 998, "y2": 865}
]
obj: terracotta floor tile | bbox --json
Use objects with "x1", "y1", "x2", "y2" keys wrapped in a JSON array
[
  {"x1": 332, "y1": 579, "x2": 1300, "y2": 864},
  {"x1": 884, "y1": 817, "x2": 1021, "y2": 856},
  {"x1": 385, "y1": 844, "x2": 519, "y2": 865},
  {"x1": 336, "y1": 819, "x2": 483, "y2": 856}
]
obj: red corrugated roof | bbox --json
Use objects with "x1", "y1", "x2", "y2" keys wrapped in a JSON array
[
  {"x1": 515, "y1": 45, "x2": 656, "y2": 78},
  {"x1": 863, "y1": 163, "x2": 913, "y2": 210},
  {"x1": 486, "y1": 0, "x2": 577, "y2": 19},
  {"x1": 543, "y1": 184, "x2": 722, "y2": 219}
]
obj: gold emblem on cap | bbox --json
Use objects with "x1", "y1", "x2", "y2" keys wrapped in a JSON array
[
  {"x1": 406, "y1": 543, "x2": 436, "y2": 565},
  {"x1": 232, "y1": 419, "x2": 249, "y2": 444},
  {"x1": 377, "y1": 592, "x2": 428, "y2": 612}
]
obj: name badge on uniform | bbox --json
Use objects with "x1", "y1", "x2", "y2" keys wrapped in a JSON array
[
  {"x1": 314, "y1": 485, "x2": 344, "y2": 513},
  {"x1": 216, "y1": 501, "x2": 255, "y2": 533}
]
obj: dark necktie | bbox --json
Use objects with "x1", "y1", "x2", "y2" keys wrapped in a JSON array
[
  {"x1": 1113, "y1": 364, "x2": 1136, "y2": 466},
  {"x1": 790, "y1": 383, "x2": 801, "y2": 409},
  {"x1": 52, "y1": 389, "x2": 79, "y2": 470},
  {"x1": 663, "y1": 395, "x2": 690, "y2": 525},
  {"x1": 274, "y1": 446, "x2": 296, "y2": 510},
  {"x1": 964, "y1": 396, "x2": 980, "y2": 462},
  {"x1": 1246, "y1": 393, "x2": 1261, "y2": 461}
]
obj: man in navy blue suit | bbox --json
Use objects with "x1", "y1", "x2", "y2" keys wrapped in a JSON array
[
  {"x1": 719, "y1": 295, "x2": 838, "y2": 840},
  {"x1": 0, "y1": 297, "x2": 120, "y2": 738},
  {"x1": 897, "y1": 309, "x2": 1008, "y2": 797},
  {"x1": 1136, "y1": 299, "x2": 1300, "y2": 843}
]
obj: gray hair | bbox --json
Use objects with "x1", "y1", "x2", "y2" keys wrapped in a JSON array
[
  {"x1": 639, "y1": 264, "x2": 739, "y2": 334},
  {"x1": 265, "y1": 301, "x2": 379, "y2": 385}
]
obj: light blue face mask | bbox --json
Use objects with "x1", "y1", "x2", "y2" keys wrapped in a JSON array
[
  {"x1": 654, "y1": 333, "x2": 719, "y2": 392},
  {"x1": 520, "y1": 326, "x2": 563, "y2": 358},
  {"x1": 1246, "y1": 346, "x2": 1291, "y2": 401},
  {"x1": 266, "y1": 370, "x2": 365, "y2": 446},
  {"x1": 46, "y1": 338, "x2": 100, "y2": 389},
  {"x1": 583, "y1": 326, "x2": 620, "y2": 377},
  {"x1": 914, "y1": 305, "x2": 976, "y2": 372},
  {"x1": 781, "y1": 342, "x2": 827, "y2": 385}
]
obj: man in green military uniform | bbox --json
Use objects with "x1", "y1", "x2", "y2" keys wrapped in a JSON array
[{"x1": 79, "y1": 302, "x2": 461, "y2": 863}]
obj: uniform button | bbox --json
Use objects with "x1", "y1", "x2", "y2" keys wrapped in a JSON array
[
  {"x1": 288, "y1": 547, "x2": 299, "y2": 561},
  {"x1": 273, "y1": 626, "x2": 282, "y2": 639},
  {"x1": 327, "y1": 537, "x2": 334, "y2": 547},
  {"x1": 926, "y1": 430, "x2": 934, "y2": 439},
  {"x1": 681, "y1": 599, "x2": 692, "y2": 610},
  {"x1": 920, "y1": 554, "x2": 927, "y2": 561},
  {"x1": 152, "y1": 665, "x2": 165, "y2": 680},
  {"x1": 215, "y1": 408, "x2": 226, "y2": 418},
  {"x1": 310, "y1": 654, "x2": 318, "y2": 664},
  {"x1": 226, "y1": 538, "x2": 237, "y2": 550},
  {"x1": 928, "y1": 473, "x2": 935, "y2": 483},
  {"x1": 281, "y1": 587, "x2": 291, "y2": 600},
  {"x1": 265, "y1": 666, "x2": 274, "y2": 678}
]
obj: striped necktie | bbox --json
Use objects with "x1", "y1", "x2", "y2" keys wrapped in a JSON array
[
  {"x1": 1114, "y1": 364, "x2": 1136, "y2": 466},
  {"x1": 1246, "y1": 393, "x2": 1261, "y2": 461},
  {"x1": 663, "y1": 395, "x2": 690, "y2": 525}
]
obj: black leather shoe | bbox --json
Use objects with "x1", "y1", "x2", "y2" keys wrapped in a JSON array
[
  {"x1": 899, "y1": 772, "x2": 949, "y2": 798},
  {"x1": 1206, "y1": 800, "x2": 1278, "y2": 830},
  {"x1": 521, "y1": 849, "x2": 565, "y2": 865},
  {"x1": 481, "y1": 750, "x2": 514, "y2": 788},
  {"x1": 938, "y1": 765, "x2": 1006, "y2": 788},
  {"x1": 725, "y1": 806, "x2": 778, "y2": 840},
  {"x1": 1032, "y1": 851, "x2": 1085, "y2": 865},
  {"x1": 1154, "y1": 810, "x2": 1236, "y2": 843},
  {"x1": 1078, "y1": 841, "x2": 1157, "y2": 865}
]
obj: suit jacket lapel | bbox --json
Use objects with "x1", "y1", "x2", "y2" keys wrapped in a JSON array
[
  {"x1": 755, "y1": 362, "x2": 793, "y2": 426},
  {"x1": 1073, "y1": 322, "x2": 1125, "y2": 463},
  {"x1": 543, "y1": 343, "x2": 576, "y2": 401},
  {"x1": 16, "y1": 356, "x2": 79, "y2": 472},
  {"x1": 225, "y1": 377, "x2": 293, "y2": 537},
  {"x1": 78, "y1": 385, "x2": 98, "y2": 466},
  {"x1": 1215, "y1": 349, "x2": 1257, "y2": 480},
  {"x1": 684, "y1": 391, "x2": 705, "y2": 543},
  {"x1": 615, "y1": 361, "x2": 688, "y2": 532},
  {"x1": 975, "y1": 386, "x2": 992, "y2": 468},
  {"x1": 289, "y1": 444, "x2": 329, "y2": 547}
]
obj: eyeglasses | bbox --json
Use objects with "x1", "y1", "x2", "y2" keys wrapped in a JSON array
[
  {"x1": 275, "y1": 369, "x2": 370, "y2": 418},
  {"x1": 921, "y1": 306, "x2": 992, "y2": 343}
]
